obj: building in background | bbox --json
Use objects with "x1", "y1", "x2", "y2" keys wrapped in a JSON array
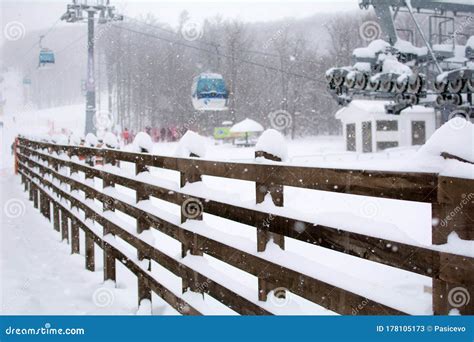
[{"x1": 336, "y1": 100, "x2": 436, "y2": 153}]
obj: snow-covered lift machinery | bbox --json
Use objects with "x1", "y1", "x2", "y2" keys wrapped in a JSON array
[{"x1": 326, "y1": 0, "x2": 474, "y2": 122}]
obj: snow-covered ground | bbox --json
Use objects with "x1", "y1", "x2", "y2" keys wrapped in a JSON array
[{"x1": 0, "y1": 171, "x2": 141, "y2": 315}]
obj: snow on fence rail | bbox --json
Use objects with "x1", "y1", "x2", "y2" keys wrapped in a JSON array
[{"x1": 15, "y1": 137, "x2": 474, "y2": 315}]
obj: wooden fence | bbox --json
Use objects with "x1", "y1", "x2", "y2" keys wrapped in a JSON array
[{"x1": 15, "y1": 136, "x2": 474, "y2": 315}]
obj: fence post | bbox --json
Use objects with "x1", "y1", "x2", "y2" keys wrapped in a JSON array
[
  {"x1": 103, "y1": 245, "x2": 116, "y2": 283},
  {"x1": 69, "y1": 165, "x2": 78, "y2": 194},
  {"x1": 14, "y1": 137, "x2": 18, "y2": 175},
  {"x1": 71, "y1": 218, "x2": 80, "y2": 255},
  {"x1": 135, "y1": 160, "x2": 151, "y2": 246},
  {"x1": 84, "y1": 168, "x2": 95, "y2": 202},
  {"x1": 32, "y1": 184, "x2": 38, "y2": 209},
  {"x1": 40, "y1": 192, "x2": 51, "y2": 221},
  {"x1": 81, "y1": 143, "x2": 95, "y2": 267},
  {"x1": 61, "y1": 210, "x2": 69, "y2": 242},
  {"x1": 135, "y1": 157, "x2": 152, "y2": 305},
  {"x1": 102, "y1": 150, "x2": 116, "y2": 230},
  {"x1": 179, "y1": 157, "x2": 203, "y2": 258},
  {"x1": 255, "y1": 150, "x2": 285, "y2": 302},
  {"x1": 29, "y1": 181, "x2": 34, "y2": 202},
  {"x1": 103, "y1": 150, "x2": 116, "y2": 196},
  {"x1": 432, "y1": 177, "x2": 474, "y2": 244},
  {"x1": 85, "y1": 233, "x2": 95, "y2": 271},
  {"x1": 53, "y1": 203, "x2": 60, "y2": 232},
  {"x1": 40, "y1": 192, "x2": 45, "y2": 216},
  {"x1": 24, "y1": 175, "x2": 29, "y2": 192},
  {"x1": 255, "y1": 151, "x2": 285, "y2": 251},
  {"x1": 102, "y1": 149, "x2": 117, "y2": 284},
  {"x1": 21, "y1": 174, "x2": 28, "y2": 191},
  {"x1": 178, "y1": 154, "x2": 204, "y2": 296},
  {"x1": 432, "y1": 176, "x2": 474, "y2": 315}
]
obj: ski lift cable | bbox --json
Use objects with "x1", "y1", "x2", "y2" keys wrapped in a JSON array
[
  {"x1": 122, "y1": 15, "x2": 320, "y2": 65},
  {"x1": 55, "y1": 32, "x2": 87, "y2": 55},
  {"x1": 113, "y1": 23, "x2": 321, "y2": 83},
  {"x1": 18, "y1": 18, "x2": 62, "y2": 64},
  {"x1": 111, "y1": 23, "x2": 326, "y2": 85},
  {"x1": 42, "y1": 18, "x2": 62, "y2": 41}
]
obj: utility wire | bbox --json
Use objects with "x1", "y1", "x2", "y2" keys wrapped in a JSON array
[
  {"x1": 56, "y1": 32, "x2": 87, "y2": 55},
  {"x1": 42, "y1": 18, "x2": 62, "y2": 41},
  {"x1": 111, "y1": 23, "x2": 326, "y2": 85},
  {"x1": 122, "y1": 15, "x2": 320, "y2": 65}
]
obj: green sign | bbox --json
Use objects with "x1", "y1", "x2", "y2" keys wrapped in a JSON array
[{"x1": 214, "y1": 127, "x2": 231, "y2": 139}]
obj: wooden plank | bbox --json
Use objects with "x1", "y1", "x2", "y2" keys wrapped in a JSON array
[
  {"x1": 17, "y1": 147, "x2": 470, "y2": 312},
  {"x1": 18, "y1": 142, "x2": 439, "y2": 203},
  {"x1": 438, "y1": 252, "x2": 474, "y2": 286},
  {"x1": 87, "y1": 189, "x2": 404, "y2": 314},
  {"x1": 25, "y1": 166, "x2": 376, "y2": 313},
  {"x1": 18, "y1": 172, "x2": 202, "y2": 316},
  {"x1": 17, "y1": 155, "x2": 473, "y2": 284},
  {"x1": 21, "y1": 167, "x2": 269, "y2": 315},
  {"x1": 191, "y1": 228, "x2": 405, "y2": 315},
  {"x1": 202, "y1": 199, "x2": 440, "y2": 277},
  {"x1": 111, "y1": 249, "x2": 200, "y2": 315}
]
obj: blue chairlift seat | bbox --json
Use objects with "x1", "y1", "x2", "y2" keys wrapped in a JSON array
[
  {"x1": 191, "y1": 73, "x2": 229, "y2": 111},
  {"x1": 196, "y1": 77, "x2": 228, "y2": 99},
  {"x1": 39, "y1": 49, "x2": 55, "y2": 65}
]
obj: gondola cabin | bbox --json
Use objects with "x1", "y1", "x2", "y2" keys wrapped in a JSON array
[
  {"x1": 39, "y1": 48, "x2": 55, "y2": 67},
  {"x1": 191, "y1": 73, "x2": 228, "y2": 111}
]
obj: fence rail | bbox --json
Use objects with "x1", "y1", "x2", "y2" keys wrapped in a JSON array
[{"x1": 15, "y1": 137, "x2": 474, "y2": 315}]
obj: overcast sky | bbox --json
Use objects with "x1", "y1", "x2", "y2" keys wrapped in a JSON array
[{"x1": 2, "y1": 0, "x2": 360, "y2": 33}]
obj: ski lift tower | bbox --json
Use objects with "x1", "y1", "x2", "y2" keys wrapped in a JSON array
[{"x1": 61, "y1": 0, "x2": 123, "y2": 135}]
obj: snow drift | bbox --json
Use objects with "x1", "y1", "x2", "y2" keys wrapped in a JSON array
[
  {"x1": 256, "y1": 129, "x2": 288, "y2": 161},
  {"x1": 132, "y1": 132, "x2": 153, "y2": 153},
  {"x1": 413, "y1": 117, "x2": 474, "y2": 179},
  {"x1": 175, "y1": 130, "x2": 207, "y2": 158}
]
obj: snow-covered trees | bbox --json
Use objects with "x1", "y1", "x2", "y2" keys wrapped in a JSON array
[
  {"x1": 99, "y1": 12, "x2": 343, "y2": 137},
  {"x1": 5, "y1": 11, "x2": 357, "y2": 137}
]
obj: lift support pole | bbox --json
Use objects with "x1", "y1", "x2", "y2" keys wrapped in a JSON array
[
  {"x1": 61, "y1": 0, "x2": 123, "y2": 135},
  {"x1": 85, "y1": 10, "x2": 96, "y2": 135}
]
